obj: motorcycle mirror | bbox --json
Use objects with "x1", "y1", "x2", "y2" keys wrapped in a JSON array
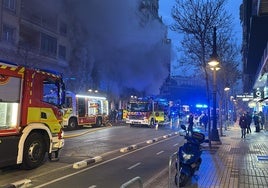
[{"x1": 181, "y1": 124, "x2": 186, "y2": 130}]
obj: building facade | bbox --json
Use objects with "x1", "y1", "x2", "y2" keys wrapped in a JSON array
[
  {"x1": 0, "y1": 0, "x2": 70, "y2": 73},
  {"x1": 242, "y1": 0, "x2": 268, "y2": 93},
  {"x1": 242, "y1": 0, "x2": 268, "y2": 117},
  {"x1": 0, "y1": 0, "x2": 170, "y2": 99},
  {"x1": 159, "y1": 75, "x2": 207, "y2": 106}
]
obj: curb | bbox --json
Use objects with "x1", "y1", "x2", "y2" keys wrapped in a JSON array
[
  {"x1": 146, "y1": 138, "x2": 159, "y2": 144},
  {"x1": 73, "y1": 156, "x2": 102, "y2": 169},
  {"x1": 2, "y1": 179, "x2": 31, "y2": 188},
  {"x1": 120, "y1": 145, "x2": 137, "y2": 152}
]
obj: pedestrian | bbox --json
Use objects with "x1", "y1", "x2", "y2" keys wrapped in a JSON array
[
  {"x1": 188, "y1": 113, "x2": 194, "y2": 135},
  {"x1": 201, "y1": 113, "x2": 208, "y2": 131},
  {"x1": 253, "y1": 111, "x2": 260, "y2": 132},
  {"x1": 258, "y1": 111, "x2": 265, "y2": 130},
  {"x1": 239, "y1": 113, "x2": 247, "y2": 138},
  {"x1": 246, "y1": 111, "x2": 252, "y2": 134}
]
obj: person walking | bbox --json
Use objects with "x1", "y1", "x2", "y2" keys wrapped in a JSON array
[
  {"x1": 239, "y1": 113, "x2": 247, "y2": 138},
  {"x1": 246, "y1": 111, "x2": 252, "y2": 134},
  {"x1": 253, "y1": 111, "x2": 260, "y2": 132},
  {"x1": 188, "y1": 113, "x2": 194, "y2": 135},
  {"x1": 201, "y1": 113, "x2": 208, "y2": 132},
  {"x1": 258, "y1": 111, "x2": 265, "y2": 130}
]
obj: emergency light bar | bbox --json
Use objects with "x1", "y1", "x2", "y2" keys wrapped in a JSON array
[{"x1": 76, "y1": 94, "x2": 106, "y2": 100}]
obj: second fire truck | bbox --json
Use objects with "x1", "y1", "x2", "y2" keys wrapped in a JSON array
[
  {"x1": 62, "y1": 91, "x2": 109, "y2": 130},
  {"x1": 126, "y1": 97, "x2": 168, "y2": 127}
]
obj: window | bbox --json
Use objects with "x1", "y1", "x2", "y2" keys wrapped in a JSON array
[
  {"x1": 58, "y1": 45, "x2": 66, "y2": 60},
  {"x1": 43, "y1": 79, "x2": 59, "y2": 105},
  {"x1": 59, "y1": 22, "x2": 67, "y2": 35},
  {"x1": 2, "y1": 24, "x2": 15, "y2": 43},
  {"x1": 0, "y1": 75, "x2": 21, "y2": 129},
  {"x1": 40, "y1": 33, "x2": 57, "y2": 56},
  {"x1": 78, "y1": 98, "x2": 86, "y2": 117},
  {"x1": 64, "y1": 96, "x2": 72, "y2": 108},
  {"x1": 3, "y1": 0, "x2": 16, "y2": 11}
]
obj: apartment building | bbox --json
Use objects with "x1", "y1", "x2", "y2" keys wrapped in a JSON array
[
  {"x1": 242, "y1": 0, "x2": 268, "y2": 93},
  {"x1": 242, "y1": 0, "x2": 268, "y2": 112},
  {"x1": 0, "y1": 0, "x2": 70, "y2": 73}
]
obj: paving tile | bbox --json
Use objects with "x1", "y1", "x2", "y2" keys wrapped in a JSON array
[{"x1": 145, "y1": 125, "x2": 268, "y2": 188}]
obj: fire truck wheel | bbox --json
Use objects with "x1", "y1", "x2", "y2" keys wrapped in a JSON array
[
  {"x1": 68, "y1": 118, "x2": 78, "y2": 130},
  {"x1": 22, "y1": 132, "x2": 46, "y2": 169}
]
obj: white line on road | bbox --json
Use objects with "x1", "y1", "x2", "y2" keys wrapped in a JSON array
[
  {"x1": 128, "y1": 162, "x2": 141, "y2": 170},
  {"x1": 156, "y1": 151, "x2": 164, "y2": 155},
  {"x1": 88, "y1": 186, "x2": 97, "y2": 188},
  {"x1": 173, "y1": 143, "x2": 179, "y2": 147}
]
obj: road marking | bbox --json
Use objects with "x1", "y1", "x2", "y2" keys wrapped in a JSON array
[
  {"x1": 156, "y1": 151, "x2": 164, "y2": 155},
  {"x1": 34, "y1": 135, "x2": 180, "y2": 188},
  {"x1": 128, "y1": 162, "x2": 141, "y2": 170},
  {"x1": 88, "y1": 186, "x2": 97, "y2": 188},
  {"x1": 173, "y1": 143, "x2": 179, "y2": 147}
]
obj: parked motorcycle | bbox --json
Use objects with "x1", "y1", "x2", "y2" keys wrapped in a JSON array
[{"x1": 175, "y1": 124, "x2": 208, "y2": 187}]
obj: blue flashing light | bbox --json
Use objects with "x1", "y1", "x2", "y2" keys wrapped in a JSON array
[{"x1": 196, "y1": 104, "x2": 208, "y2": 108}]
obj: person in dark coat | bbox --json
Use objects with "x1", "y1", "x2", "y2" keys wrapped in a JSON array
[
  {"x1": 201, "y1": 113, "x2": 208, "y2": 132},
  {"x1": 188, "y1": 113, "x2": 194, "y2": 135},
  {"x1": 246, "y1": 111, "x2": 252, "y2": 134},
  {"x1": 258, "y1": 111, "x2": 265, "y2": 130},
  {"x1": 239, "y1": 113, "x2": 247, "y2": 138},
  {"x1": 253, "y1": 111, "x2": 260, "y2": 132}
]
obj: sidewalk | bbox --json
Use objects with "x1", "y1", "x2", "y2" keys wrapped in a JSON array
[{"x1": 145, "y1": 124, "x2": 268, "y2": 188}]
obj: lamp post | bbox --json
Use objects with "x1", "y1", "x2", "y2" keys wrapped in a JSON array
[
  {"x1": 224, "y1": 86, "x2": 230, "y2": 130},
  {"x1": 208, "y1": 27, "x2": 221, "y2": 143}
]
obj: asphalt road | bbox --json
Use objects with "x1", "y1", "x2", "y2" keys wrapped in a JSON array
[
  {"x1": 33, "y1": 133, "x2": 183, "y2": 188},
  {"x1": 0, "y1": 122, "x2": 183, "y2": 188}
]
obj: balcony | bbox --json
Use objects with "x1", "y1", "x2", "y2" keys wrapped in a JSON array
[{"x1": 258, "y1": 0, "x2": 268, "y2": 15}]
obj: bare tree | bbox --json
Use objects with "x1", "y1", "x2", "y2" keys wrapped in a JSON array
[
  {"x1": 171, "y1": 0, "x2": 240, "y2": 86},
  {"x1": 171, "y1": 1, "x2": 241, "y2": 96},
  {"x1": 171, "y1": 0, "x2": 241, "y2": 139}
]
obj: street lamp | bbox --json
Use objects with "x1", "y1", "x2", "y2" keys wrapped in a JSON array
[
  {"x1": 224, "y1": 86, "x2": 230, "y2": 130},
  {"x1": 208, "y1": 27, "x2": 221, "y2": 143},
  {"x1": 88, "y1": 89, "x2": 98, "y2": 93}
]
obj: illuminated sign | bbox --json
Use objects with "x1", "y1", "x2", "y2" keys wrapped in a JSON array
[{"x1": 253, "y1": 88, "x2": 264, "y2": 99}]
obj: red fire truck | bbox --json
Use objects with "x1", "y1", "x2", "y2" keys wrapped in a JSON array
[
  {"x1": 126, "y1": 97, "x2": 168, "y2": 127},
  {"x1": 0, "y1": 60, "x2": 65, "y2": 169},
  {"x1": 62, "y1": 91, "x2": 109, "y2": 130}
]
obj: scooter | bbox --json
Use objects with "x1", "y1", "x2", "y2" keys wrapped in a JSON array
[{"x1": 175, "y1": 124, "x2": 208, "y2": 187}]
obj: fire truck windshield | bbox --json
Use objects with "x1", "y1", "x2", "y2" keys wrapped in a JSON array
[{"x1": 128, "y1": 102, "x2": 151, "y2": 112}]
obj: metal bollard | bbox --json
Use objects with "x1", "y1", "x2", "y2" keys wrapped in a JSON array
[
  {"x1": 168, "y1": 151, "x2": 179, "y2": 188},
  {"x1": 120, "y1": 176, "x2": 143, "y2": 188}
]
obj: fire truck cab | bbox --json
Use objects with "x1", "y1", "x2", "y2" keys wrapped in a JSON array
[
  {"x1": 62, "y1": 91, "x2": 109, "y2": 130},
  {"x1": 0, "y1": 60, "x2": 65, "y2": 169}
]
